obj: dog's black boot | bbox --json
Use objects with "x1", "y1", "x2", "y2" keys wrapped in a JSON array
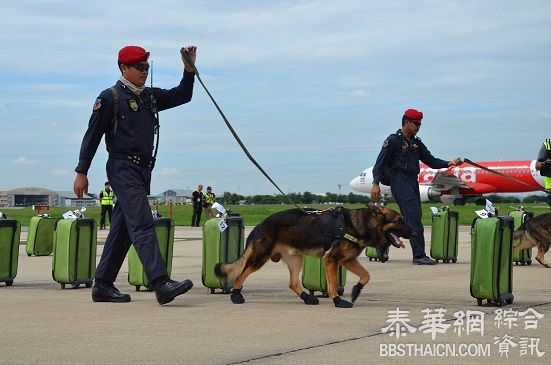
[
  {"x1": 154, "y1": 278, "x2": 193, "y2": 305},
  {"x1": 333, "y1": 296, "x2": 353, "y2": 308},
  {"x1": 230, "y1": 288, "x2": 245, "y2": 304},
  {"x1": 300, "y1": 291, "x2": 319, "y2": 305},
  {"x1": 351, "y1": 282, "x2": 364, "y2": 303}
]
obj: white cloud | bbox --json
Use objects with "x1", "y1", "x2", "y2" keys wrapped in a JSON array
[
  {"x1": 12, "y1": 156, "x2": 37, "y2": 165},
  {"x1": 158, "y1": 168, "x2": 179, "y2": 176},
  {"x1": 51, "y1": 169, "x2": 71, "y2": 177},
  {"x1": 350, "y1": 89, "x2": 369, "y2": 100}
]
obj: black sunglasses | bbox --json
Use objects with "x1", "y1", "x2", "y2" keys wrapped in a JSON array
[
  {"x1": 128, "y1": 63, "x2": 150, "y2": 72},
  {"x1": 410, "y1": 120, "x2": 422, "y2": 127}
]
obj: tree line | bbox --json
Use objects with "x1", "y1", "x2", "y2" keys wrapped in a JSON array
[
  {"x1": 221, "y1": 192, "x2": 549, "y2": 205},
  {"x1": 221, "y1": 191, "x2": 373, "y2": 205}
]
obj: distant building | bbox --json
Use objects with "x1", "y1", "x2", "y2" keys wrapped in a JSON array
[
  {"x1": 151, "y1": 189, "x2": 193, "y2": 204},
  {"x1": 0, "y1": 187, "x2": 57, "y2": 207},
  {"x1": 56, "y1": 191, "x2": 97, "y2": 208},
  {"x1": 0, "y1": 187, "x2": 193, "y2": 207}
]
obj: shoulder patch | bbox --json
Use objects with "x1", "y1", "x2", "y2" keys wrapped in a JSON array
[{"x1": 93, "y1": 98, "x2": 103, "y2": 111}]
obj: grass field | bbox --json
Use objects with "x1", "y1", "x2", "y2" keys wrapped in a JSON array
[{"x1": 1, "y1": 202, "x2": 549, "y2": 228}]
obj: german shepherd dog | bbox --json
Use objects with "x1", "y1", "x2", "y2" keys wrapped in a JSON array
[
  {"x1": 214, "y1": 206, "x2": 412, "y2": 308},
  {"x1": 513, "y1": 212, "x2": 551, "y2": 268}
]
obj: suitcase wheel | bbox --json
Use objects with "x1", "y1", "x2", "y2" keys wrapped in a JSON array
[
  {"x1": 61, "y1": 283, "x2": 66, "y2": 289},
  {"x1": 451, "y1": 258, "x2": 457, "y2": 263},
  {"x1": 27, "y1": 253, "x2": 32, "y2": 257},
  {"x1": 210, "y1": 288, "x2": 215, "y2": 294},
  {"x1": 368, "y1": 257, "x2": 373, "y2": 261},
  {"x1": 6, "y1": 279, "x2": 13, "y2": 286},
  {"x1": 135, "y1": 286, "x2": 141, "y2": 292},
  {"x1": 309, "y1": 290, "x2": 315, "y2": 296},
  {"x1": 477, "y1": 299, "x2": 482, "y2": 306},
  {"x1": 527, "y1": 259, "x2": 532, "y2": 265},
  {"x1": 337, "y1": 286, "x2": 344, "y2": 296},
  {"x1": 506, "y1": 298, "x2": 513, "y2": 305}
]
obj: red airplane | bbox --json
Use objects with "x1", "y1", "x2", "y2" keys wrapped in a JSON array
[{"x1": 349, "y1": 160, "x2": 544, "y2": 205}]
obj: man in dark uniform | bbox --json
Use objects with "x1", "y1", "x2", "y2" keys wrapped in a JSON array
[
  {"x1": 73, "y1": 45, "x2": 197, "y2": 304},
  {"x1": 371, "y1": 109, "x2": 462, "y2": 265},
  {"x1": 191, "y1": 184, "x2": 204, "y2": 227},
  {"x1": 99, "y1": 181, "x2": 114, "y2": 230},
  {"x1": 535, "y1": 139, "x2": 551, "y2": 208}
]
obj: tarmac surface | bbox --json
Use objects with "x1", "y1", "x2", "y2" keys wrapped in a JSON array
[{"x1": 1, "y1": 225, "x2": 550, "y2": 365}]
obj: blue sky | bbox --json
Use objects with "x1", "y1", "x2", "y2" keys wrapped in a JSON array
[{"x1": 1, "y1": 0, "x2": 550, "y2": 196}]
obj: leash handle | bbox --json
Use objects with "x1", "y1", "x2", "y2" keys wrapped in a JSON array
[
  {"x1": 463, "y1": 158, "x2": 550, "y2": 194},
  {"x1": 179, "y1": 48, "x2": 305, "y2": 212}
]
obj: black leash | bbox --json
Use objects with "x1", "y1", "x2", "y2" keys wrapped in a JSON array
[
  {"x1": 180, "y1": 48, "x2": 306, "y2": 212},
  {"x1": 463, "y1": 158, "x2": 550, "y2": 194}
]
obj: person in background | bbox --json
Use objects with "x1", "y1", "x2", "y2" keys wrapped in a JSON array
[
  {"x1": 191, "y1": 184, "x2": 204, "y2": 226},
  {"x1": 203, "y1": 186, "x2": 216, "y2": 219},
  {"x1": 99, "y1": 181, "x2": 115, "y2": 230}
]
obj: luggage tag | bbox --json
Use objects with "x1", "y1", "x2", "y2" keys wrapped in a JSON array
[{"x1": 218, "y1": 219, "x2": 228, "y2": 233}]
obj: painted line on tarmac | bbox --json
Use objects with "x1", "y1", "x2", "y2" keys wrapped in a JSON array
[{"x1": 226, "y1": 332, "x2": 383, "y2": 364}]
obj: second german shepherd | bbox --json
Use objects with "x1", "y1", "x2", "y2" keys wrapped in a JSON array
[
  {"x1": 215, "y1": 206, "x2": 412, "y2": 308},
  {"x1": 514, "y1": 212, "x2": 551, "y2": 268}
]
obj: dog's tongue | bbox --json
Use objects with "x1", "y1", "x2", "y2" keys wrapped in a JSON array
[{"x1": 390, "y1": 233, "x2": 406, "y2": 249}]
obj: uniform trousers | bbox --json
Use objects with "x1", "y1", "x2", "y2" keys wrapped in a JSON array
[
  {"x1": 95, "y1": 159, "x2": 167, "y2": 283},
  {"x1": 390, "y1": 172, "x2": 427, "y2": 259}
]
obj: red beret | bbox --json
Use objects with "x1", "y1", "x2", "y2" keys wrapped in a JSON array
[
  {"x1": 404, "y1": 108, "x2": 423, "y2": 121},
  {"x1": 118, "y1": 46, "x2": 150, "y2": 64}
]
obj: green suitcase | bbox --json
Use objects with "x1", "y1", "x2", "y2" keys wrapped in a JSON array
[
  {"x1": 365, "y1": 245, "x2": 389, "y2": 262},
  {"x1": 470, "y1": 216, "x2": 514, "y2": 307},
  {"x1": 128, "y1": 218, "x2": 175, "y2": 291},
  {"x1": 430, "y1": 210, "x2": 459, "y2": 263},
  {"x1": 509, "y1": 210, "x2": 534, "y2": 266},
  {"x1": 0, "y1": 220, "x2": 21, "y2": 286},
  {"x1": 52, "y1": 218, "x2": 97, "y2": 289},
  {"x1": 202, "y1": 215, "x2": 245, "y2": 293},
  {"x1": 26, "y1": 216, "x2": 59, "y2": 256},
  {"x1": 302, "y1": 255, "x2": 346, "y2": 297}
]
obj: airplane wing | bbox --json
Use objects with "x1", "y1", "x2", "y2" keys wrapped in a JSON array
[{"x1": 428, "y1": 171, "x2": 472, "y2": 191}]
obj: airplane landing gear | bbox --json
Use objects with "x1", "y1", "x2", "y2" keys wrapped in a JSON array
[{"x1": 453, "y1": 198, "x2": 466, "y2": 206}]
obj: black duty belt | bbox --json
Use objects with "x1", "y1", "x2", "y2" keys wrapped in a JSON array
[{"x1": 109, "y1": 153, "x2": 155, "y2": 168}]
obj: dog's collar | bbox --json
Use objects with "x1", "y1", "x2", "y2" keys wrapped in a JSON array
[{"x1": 344, "y1": 233, "x2": 360, "y2": 244}]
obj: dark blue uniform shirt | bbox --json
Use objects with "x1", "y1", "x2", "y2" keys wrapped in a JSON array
[
  {"x1": 372, "y1": 129, "x2": 449, "y2": 183},
  {"x1": 75, "y1": 70, "x2": 195, "y2": 174}
]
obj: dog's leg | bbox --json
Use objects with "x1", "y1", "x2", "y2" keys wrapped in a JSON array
[
  {"x1": 280, "y1": 251, "x2": 318, "y2": 305},
  {"x1": 513, "y1": 233, "x2": 538, "y2": 252},
  {"x1": 535, "y1": 245, "x2": 551, "y2": 268},
  {"x1": 230, "y1": 252, "x2": 272, "y2": 304},
  {"x1": 342, "y1": 257, "x2": 370, "y2": 303},
  {"x1": 324, "y1": 252, "x2": 353, "y2": 308}
]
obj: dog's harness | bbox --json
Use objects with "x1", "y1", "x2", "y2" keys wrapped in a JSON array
[{"x1": 312, "y1": 207, "x2": 363, "y2": 251}]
